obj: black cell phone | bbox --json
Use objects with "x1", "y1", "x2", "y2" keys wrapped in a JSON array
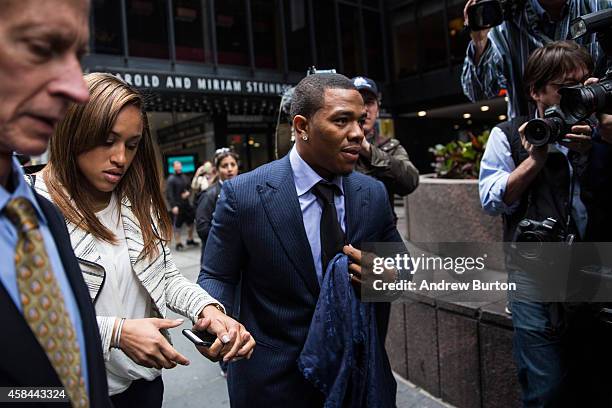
[{"x1": 182, "y1": 329, "x2": 216, "y2": 347}]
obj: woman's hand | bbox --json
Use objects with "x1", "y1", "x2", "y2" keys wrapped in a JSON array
[
  {"x1": 192, "y1": 305, "x2": 256, "y2": 363},
  {"x1": 119, "y1": 318, "x2": 190, "y2": 370}
]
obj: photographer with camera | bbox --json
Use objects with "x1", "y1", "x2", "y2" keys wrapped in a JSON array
[
  {"x1": 462, "y1": 0, "x2": 612, "y2": 121},
  {"x1": 479, "y1": 41, "x2": 612, "y2": 406}
]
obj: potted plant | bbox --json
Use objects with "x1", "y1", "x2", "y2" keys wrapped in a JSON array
[{"x1": 429, "y1": 130, "x2": 489, "y2": 179}]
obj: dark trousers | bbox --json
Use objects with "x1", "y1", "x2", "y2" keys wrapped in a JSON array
[
  {"x1": 110, "y1": 376, "x2": 164, "y2": 408},
  {"x1": 511, "y1": 301, "x2": 612, "y2": 408}
]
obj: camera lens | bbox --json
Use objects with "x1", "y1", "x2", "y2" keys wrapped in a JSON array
[
  {"x1": 560, "y1": 86, "x2": 597, "y2": 123},
  {"x1": 524, "y1": 119, "x2": 552, "y2": 146}
]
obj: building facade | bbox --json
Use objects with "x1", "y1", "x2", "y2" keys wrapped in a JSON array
[{"x1": 86, "y1": 0, "x2": 504, "y2": 174}]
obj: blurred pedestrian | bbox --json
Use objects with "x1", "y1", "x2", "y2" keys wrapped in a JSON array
[
  {"x1": 191, "y1": 161, "x2": 213, "y2": 201},
  {"x1": 195, "y1": 149, "x2": 239, "y2": 253},
  {"x1": 0, "y1": 1, "x2": 113, "y2": 407},
  {"x1": 33, "y1": 73, "x2": 255, "y2": 408},
  {"x1": 167, "y1": 161, "x2": 198, "y2": 251}
]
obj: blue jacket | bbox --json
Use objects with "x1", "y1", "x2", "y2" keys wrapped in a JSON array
[
  {"x1": 198, "y1": 155, "x2": 403, "y2": 407},
  {"x1": 299, "y1": 254, "x2": 396, "y2": 408}
]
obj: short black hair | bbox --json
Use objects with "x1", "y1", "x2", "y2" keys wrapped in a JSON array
[{"x1": 290, "y1": 73, "x2": 357, "y2": 120}]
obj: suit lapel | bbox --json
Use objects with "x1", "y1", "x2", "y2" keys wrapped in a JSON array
[
  {"x1": 258, "y1": 157, "x2": 319, "y2": 298},
  {"x1": 343, "y1": 173, "x2": 370, "y2": 245}
]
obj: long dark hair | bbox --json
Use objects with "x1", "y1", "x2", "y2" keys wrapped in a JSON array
[{"x1": 44, "y1": 73, "x2": 172, "y2": 260}]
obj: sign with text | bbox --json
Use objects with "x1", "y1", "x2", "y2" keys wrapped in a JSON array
[{"x1": 112, "y1": 70, "x2": 293, "y2": 97}]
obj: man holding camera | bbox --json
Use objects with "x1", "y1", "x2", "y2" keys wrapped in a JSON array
[
  {"x1": 480, "y1": 40, "x2": 612, "y2": 406},
  {"x1": 462, "y1": 0, "x2": 612, "y2": 120}
]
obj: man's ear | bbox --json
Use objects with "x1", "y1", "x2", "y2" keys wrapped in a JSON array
[{"x1": 293, "y1": 115, "x2": 309, "y2": 138}]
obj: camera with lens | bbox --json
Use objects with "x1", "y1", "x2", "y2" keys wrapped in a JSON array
[
  {"x1": 514, "y1": 217, "x2": 575, "y2": 261},
  {"x1": 549, "y1": 8, "x2": 612, "y2": 124},
  {"x1": 524, "y1": 106, "x2": 575, "y2": 146},
  {"x1": 466, "y1": 0, "x2": 525, "y2": 31}
]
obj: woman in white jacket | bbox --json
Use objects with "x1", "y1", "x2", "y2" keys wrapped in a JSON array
[{"x1": 34, "y1": 73, "x2": 255, "y2": 407}]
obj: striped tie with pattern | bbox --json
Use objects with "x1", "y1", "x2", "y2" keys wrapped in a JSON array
[{"x1": 5, "y1": 197, "x2": 89, "y2": 408}]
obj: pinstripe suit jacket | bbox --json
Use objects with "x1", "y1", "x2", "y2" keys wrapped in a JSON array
[
  {"x1": 198, "y1": 155, "x2": 402, "y2": 407},
  {"x1": 33, "y1": 177, "x2": 220, "y2": 360}
]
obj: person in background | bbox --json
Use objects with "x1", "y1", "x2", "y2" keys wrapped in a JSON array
[
  {"x1": 34, "y1": 73, "x2": 255, "y2": 407},
  {"x1": 195, "y1": 149, "x2": 239, "y2": 253},
  {"x1": 166, "y1": 160, "x2": 198, "y2": 251},
  {"x1": 191, "y1": 161, "x2": 213, "y2": 201},
  {"x1": 352, "y1": 76, "x2": 419, "y2": 224},
  {"x1": 461, "y1": 0, "x2": 612, "y2": 122},
  {"x1": 0, "y1": 1, "x2": 112, "y2": 406}
]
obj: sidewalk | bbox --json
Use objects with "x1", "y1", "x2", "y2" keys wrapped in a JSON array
[{"x1": 162, "y1": 234, "x2": 451, "y2": 408}]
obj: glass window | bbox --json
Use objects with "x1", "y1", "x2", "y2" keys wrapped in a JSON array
[
  {"x1": 363, "y1": 10, "x2": 384, "y2": 80},
  {"x1": 215, "y1": 0, "x2": 249, "y2": 66},
  {"x1": 252, "y1": 0, "x2": 282, "y2": 69},
  {"x1": 93, "y1": 0, "x2": 123, "y2": 55},
  {"x1": 173, "y1": 0, "x2": 211, "y2": 63},
  {"x1": 447, "y1": 0, "x2": 470, "y2": 63},
  {"x1": 126, "y1": 0, "x2": 169, "y2": 59},
  {"x1": 313, "y1": 0, "x2": 338, "y2": 69},
  {"x1": 419, "y1": 1, "x2": 447, "y2": 69},
  {"x1": 339, "y1": 4, "x2": 363, "y2": 78},
  {"x1": 391, "y1": 5, "x2": 417, "y2": 78},
  {"x1": 284, "y1": 0, "x2": 312, "y2": 72}
]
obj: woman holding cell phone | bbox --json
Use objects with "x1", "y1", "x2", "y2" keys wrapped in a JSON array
[{"x1": 32, "y1": 73, "x2": 255, "y2": 407}]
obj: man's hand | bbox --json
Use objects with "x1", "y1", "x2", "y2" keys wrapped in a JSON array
[
  {"x1": 119, "y1": 318, "x2": 190, "y2": 370},
  {"x1": 343, "y1": 245, "x2": 396, "y2": 291},
  {"x1": 561, "y1": 124, "x2": 592, "y2": 154},
  {"x1": 519, "y1": 122, "x2": 548, "y2": 165},
  {"x1": 171, "y1": 206, "x2": 179, "y2": 216},
  {"x1": 360, "y1": 137, "x2": 372, "y2": 160},
  {"x1": 464, "y1": 0, "x2": 490, "y2": 63},
  {"x1": 192, "y1": 305, "x2": 256, "y2": 363},
  {"x1": 180, "y1": 190, "x2": 190, "y2": 200}
]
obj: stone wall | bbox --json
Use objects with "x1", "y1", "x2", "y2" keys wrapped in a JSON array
[{"x1": 389, "y1": 175, "x2": 521, "y2": 407}]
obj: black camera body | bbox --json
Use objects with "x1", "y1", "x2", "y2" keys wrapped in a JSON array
[
  {"x1": 514, "y1": 217, "x2": 575, "y2": 261},
  {"x1": 524, "y1": 106, "x2": 575, "y2": 146},
  {"x1": 467, "y1": 0, "x2": 524, "y2": 31}
]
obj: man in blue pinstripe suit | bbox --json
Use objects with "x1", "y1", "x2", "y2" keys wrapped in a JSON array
[{"x1": 198, "y1": 73, "x2": 402, "y2": 407}]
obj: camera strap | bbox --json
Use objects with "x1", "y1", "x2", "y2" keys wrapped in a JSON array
[
  {"x1": 565, "y1": 169, "x2": 576, "y2": 233},
  {"x1": 565, "y1": 150, "x2": 585, "y2": 236}
]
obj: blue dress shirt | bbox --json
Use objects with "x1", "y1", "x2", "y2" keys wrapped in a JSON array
[
  {"x1": 479, "y1": 126, "x2": 588, "y2": 238},
  {"x1": 0, "y1": 158, "x2": 89, "y2": 390},
  {"x1": 289, "y1": 147, "x2": 346, "y2": 283}
]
